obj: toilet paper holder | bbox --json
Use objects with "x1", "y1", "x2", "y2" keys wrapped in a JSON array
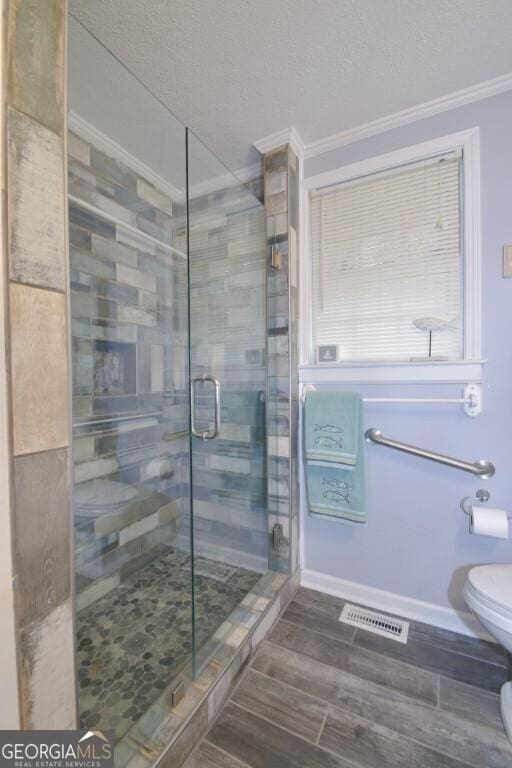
[
  {"x1": 461, "y1": 489, "x2": 490, "y2": 515},
  {"x1": 461, "y1": 490, "x2": 511, "y2": 519}
]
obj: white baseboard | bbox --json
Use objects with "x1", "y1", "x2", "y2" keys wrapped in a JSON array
[{"x1": 300, "y1": 569, "x2": 493, "y2": 642}]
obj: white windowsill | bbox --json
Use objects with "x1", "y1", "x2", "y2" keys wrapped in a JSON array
[{"x1": 299, "y1": 359, "x2": 485, "y2": 384}]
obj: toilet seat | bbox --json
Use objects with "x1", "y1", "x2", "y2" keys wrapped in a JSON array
[
  {"x1": 464, "y1": 565, "x2": 512, "y2": 634},
  {"x1": 467, "y1": 564, "x2": 512, "y2": 614},
  {"x1": 75, "y1": 479, "x2": 138, "y2": 517},
  {"x1": 464, "y1": 564, "x2": 512, "y2": 745}
]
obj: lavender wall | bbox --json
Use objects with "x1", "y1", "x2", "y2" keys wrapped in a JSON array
[{"x1": 302, "y1": 90, "x2": 512, "y2": 612}]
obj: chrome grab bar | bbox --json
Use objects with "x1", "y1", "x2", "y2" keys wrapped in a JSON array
[
  {"x1": 190, "y1": 375, "x2": 221, "y2": 440},
  {"x1": 73, "y1": 411, "x2": 162, "y2": 429},
  {"x1": 365, "y1": 428, "x2": 495, "y2": 479}
]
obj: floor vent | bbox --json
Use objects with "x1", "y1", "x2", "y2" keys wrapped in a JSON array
[{"x1": 339, "y1": 603, "x2": 409, "y2": 644}]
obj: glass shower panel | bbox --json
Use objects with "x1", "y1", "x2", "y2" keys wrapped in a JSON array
[
  {"x1": 186, "y1": 130, "x2": 269, "y2": 668},
  {"x1": 69, "y1": 18, "x2": 192, "y2": 741}
]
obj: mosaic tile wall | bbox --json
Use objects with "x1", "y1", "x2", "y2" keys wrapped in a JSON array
[
  {"x1": 68, "y1": 129, "x2": 192, "y2": 611},
  {"x1": 70, "y1": 128, "x2": 270, "y2": 610},
  {"x1": 264, "y1": 145, "x2": 300, "y2": 574},
  {"x1": 183, "y1": 174, "x2": 269, "y2": 573}
]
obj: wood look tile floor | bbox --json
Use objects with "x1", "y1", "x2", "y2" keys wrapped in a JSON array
[{"x1": 184, "y1": 586, "x2": 512, "y2": 768}]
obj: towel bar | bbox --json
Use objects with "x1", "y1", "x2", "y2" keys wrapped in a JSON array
[
  {"x1": 300, "y1": 384, "x2": 482, "y2": 417},
  {"x1": 365, "y1": 428, "x2": 495, "y2": 478}
]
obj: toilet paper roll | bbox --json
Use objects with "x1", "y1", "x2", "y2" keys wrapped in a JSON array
[{"x1": 469, "y1": 505, "x2": 509, "y2": 540}]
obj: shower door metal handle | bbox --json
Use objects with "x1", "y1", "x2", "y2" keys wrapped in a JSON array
[{"x1": 190, "y1": 375, "x2": 221, "y2": 440}]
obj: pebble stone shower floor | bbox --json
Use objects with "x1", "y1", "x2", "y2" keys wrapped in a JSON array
[{"x1": 76, "y1": 548, "x2": 260, "y2": 742}]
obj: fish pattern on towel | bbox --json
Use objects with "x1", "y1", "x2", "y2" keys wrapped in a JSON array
[
  {"x1": 305, "y1": 393, "x2": 359, "y2": 464},
  {"x1": 322, "y1": 475, "x2": 352, "y2": 506},
  {"x1": 313, "y1": 423, "x2": 345, "y2": 450}
]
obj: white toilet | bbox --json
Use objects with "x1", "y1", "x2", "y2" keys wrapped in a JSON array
[{"x1": 464, "y1": 564, "x2": 512, "y2": 742}]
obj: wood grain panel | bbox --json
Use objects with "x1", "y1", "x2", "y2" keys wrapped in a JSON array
[
  {"x1": 184, "y1": 589, "x2": 512, "y2": 768},
  {"x1": 439, "y1": 676, "x2": 502, "y2": 732},
  {"x1": 19, "y1": 600, "x2": 76, "y2": 729},
  {"x1": 293, "y1": 585, "x2": 346, "y2": 612},
  {"x1": 254, "y1": 640, "x2": 512, "y2": 768},
  {"x1": 282, "y1": 598, "x2": 355, "y2": 644},
  {"x1": 353, "y1": 625, "x2": 508, "y2": 693},
  {"x1": 7, "y1": 108, "x2": 66, "y2": 290},
  {"x1": 187, "y1": 742, "x2": 250, "y2": 768},
  {"x1": 270, "y1": 619, "x2": 438, "y2": 705},
  {"x1": 7, "y1": 0, "x2": 65, "y2": 135},
  {"x1": 10, "y1": 283, "x2": 70, "y2": 455},
  {"x1": 232, "y1": 668, "x2": 327, "y2": 742},
  {"x1": 409, "y1": 619, "x2": 506, "y2": 666},
  {"x1": 158, "y1": 701, "x2": 208, "y2": 768},
  {"x1": 208, "y1": 702, "x2": 352, "y2": 768},
  {"x1": 14, "y1": 448, "x2": 70, "y2": 627},
  {"x1": 294, "y1": 587, "x2": 505, "y2": 666},
  {"x1": 320, "y1": 705, "x2": 473, "y2": 768}
]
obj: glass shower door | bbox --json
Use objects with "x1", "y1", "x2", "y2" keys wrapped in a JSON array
[
  {"x1": 186, "y1": 130, "x2": 269, "y2": 667},
  {"x1": 69, "y1": 17, "x2": 194, "y2": 743}
]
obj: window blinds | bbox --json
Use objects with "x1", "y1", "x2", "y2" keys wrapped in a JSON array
[{"x1": 311, "y1": 151, "x2": 463, "y2": 362}]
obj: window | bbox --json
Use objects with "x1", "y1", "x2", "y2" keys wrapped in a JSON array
[{"x1": 305, "y1": 131, "x2": 481, "y2": 378}]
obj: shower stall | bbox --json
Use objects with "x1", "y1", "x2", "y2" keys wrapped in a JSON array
[{"x1": 68, "y1": 18, "x2": 276, "y2": 750}]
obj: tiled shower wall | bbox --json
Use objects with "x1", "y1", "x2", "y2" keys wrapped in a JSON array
[
  {"x1": 69, "y1": 124, "x2": 270, "y2": 598},
  {"x1": 68, "y1": 129, "x2": 191, "y2": 610},
  {"x1": 185, "y1": 176, "x2": 269, "y2": 571},
  {"x1": 2, "y1": 0, "x2": 76, "y2": 727}
]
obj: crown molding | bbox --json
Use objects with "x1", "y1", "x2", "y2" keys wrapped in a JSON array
[
  {"x1": 303, "y1": 72, "x2": 512, "y2": 159},
  {"x1": 70, "y1": 111, "x2": 263, "y2": 204},
  {"x1": 235, "y1": 160, "x2": 263, "y2": 184},
  {"x1": 187, "y1": 156, "x2": 263, "y2": 201},
  {"x1": 186, "y1": 160, "x2": 262, "y2": 200},
  {"x1": 254, "y1": 125, "x2": 305, "y2": 159},
  {"x1": 253, "y1": 73, "x2": 512, "y2": 163},
  {"x1": 68, "y1": 111, "x2": 184, "y2": 201}
]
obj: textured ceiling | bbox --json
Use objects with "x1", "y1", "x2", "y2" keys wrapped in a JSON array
[{"x1": 70, "y1": 0, "x2": 512, "y2": 172}]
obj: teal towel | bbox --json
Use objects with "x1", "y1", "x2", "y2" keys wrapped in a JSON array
[
  {"x1": 306, "y1": 460, "x2": 365, "y2": 522},
  {"x1": 305, "y1": 396, "x2": 365, "y2": 524},
  {"x1": 305, "y1": 391, "x2": 359, "y2": 464}
]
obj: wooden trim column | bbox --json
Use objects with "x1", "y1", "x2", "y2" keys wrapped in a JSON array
[{"x1": 2, "y1": 0, "x2": 76, "y2": 728}]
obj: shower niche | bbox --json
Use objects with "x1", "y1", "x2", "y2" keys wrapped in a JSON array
[{"x1": 93, "y1": 341, "x2": 137, "y2": 396}]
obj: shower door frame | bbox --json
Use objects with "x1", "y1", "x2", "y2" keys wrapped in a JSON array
[{"x1": 185, "y1": 126, "x2": 271, "y2": 678}]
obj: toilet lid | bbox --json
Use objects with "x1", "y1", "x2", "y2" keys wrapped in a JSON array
[
  {"x1": 75, "y1": 479, "x2": 137, "y2": 511},
  {"x1": 467, "y1": 564, "x2": 512, "y2": 614}
]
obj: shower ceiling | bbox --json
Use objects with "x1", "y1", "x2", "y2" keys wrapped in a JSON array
[{"x1": 70, "y1": 0, "x2": 512, "y2": 172}]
